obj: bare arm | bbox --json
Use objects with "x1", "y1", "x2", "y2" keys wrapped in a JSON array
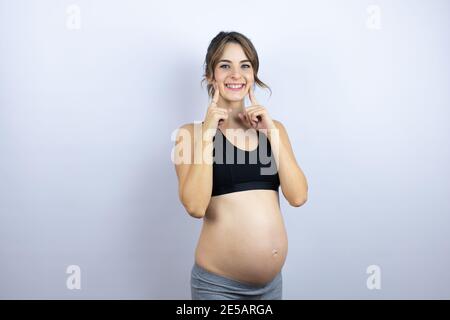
[
  {"x1": 174, "y1": 81, "x2": 229, "y2": 218},
  {"x1": 268, "y1": 119, "x2": 308, "y2": 207},
  {"x1": 174, "y1": 123, "x2": 215, "y2": 218},
  {"x1": 238, "y1": 86, "x2": 308, "y2": 208}
]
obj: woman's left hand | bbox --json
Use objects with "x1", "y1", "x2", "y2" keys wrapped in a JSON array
[{"x1": 238, "y1": 85, "x2": 276, "y2": 132}]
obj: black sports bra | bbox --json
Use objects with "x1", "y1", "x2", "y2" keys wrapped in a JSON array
[{"x1": 209, "y1": 126, "x2": 280, "y2": 196}]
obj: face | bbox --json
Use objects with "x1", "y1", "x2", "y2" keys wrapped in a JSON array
[{"x1": 210, "y1": 43, "x2": 254, "y2": 102}]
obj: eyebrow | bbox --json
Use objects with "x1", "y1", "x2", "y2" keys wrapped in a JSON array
[{"x1": 218, "y1": 59, "x2": 251, "y2": 63}]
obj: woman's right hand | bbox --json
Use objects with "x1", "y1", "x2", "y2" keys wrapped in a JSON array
[{"x1": 202, "y1": 82, "x2": 230, "y2": 139}]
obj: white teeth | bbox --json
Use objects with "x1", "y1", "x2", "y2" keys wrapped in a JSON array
[{"x1": 225, "y1": 84, "x2": 245, "y2": 89}]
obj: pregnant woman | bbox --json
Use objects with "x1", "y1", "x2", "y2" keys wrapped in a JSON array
[{"x1": 174, "y1": 31, "x2": 308, "y2": 300}]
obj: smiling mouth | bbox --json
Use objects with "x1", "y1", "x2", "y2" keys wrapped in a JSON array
[{"x1": 225, "y1": 83, "x2": 245, "y2": 91}]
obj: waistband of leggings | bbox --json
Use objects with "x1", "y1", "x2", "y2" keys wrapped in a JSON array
[{"x1": 192, "y1": 262, "x2": 280, "y2": 289}]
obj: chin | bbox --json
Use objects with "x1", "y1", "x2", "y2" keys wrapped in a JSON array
[
  {"x1": 223, "y1": 96, "x2": 244, "y2": 103},
  {"x1": 223, "y1": 91, "x2": 246, "y2": 99}
]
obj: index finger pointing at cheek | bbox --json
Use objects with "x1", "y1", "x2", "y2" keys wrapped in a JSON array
[
  {"x1": 249, "y1": 85, "x2": 259, "y2": 106},
  {"x1": 212, "y1": 82, "x2": 220, "y2": 105}
]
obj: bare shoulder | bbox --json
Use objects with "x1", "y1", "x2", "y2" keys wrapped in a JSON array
[
  {"x1": 272, "y1": 119, "x2": 289, "y2": 137},
  {"x1": 272, "y1": 119, "x2": 286, "y2": 130},
  {"x1": 178, "y1": 122, "x2": 194, "y2": 132},
  {"x1": 175, "y1": 122, "x2": 195, "y2": 141},
  {"x1": 176, "y1": 121, "x2": 208, "y2": 141},
  {"x1": 271, "y1": 119, "x2": 295, "y2": 148}
]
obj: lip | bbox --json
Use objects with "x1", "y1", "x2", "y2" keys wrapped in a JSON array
[{"x1": 224, "y1": 83, "x2": 246, "y2": 92}]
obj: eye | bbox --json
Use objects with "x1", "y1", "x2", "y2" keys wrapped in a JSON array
[{"x1": 219, "y1": 64, "x2": 252, "y2": 69}]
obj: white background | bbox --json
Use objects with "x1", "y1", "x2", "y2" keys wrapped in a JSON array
[{"x1": 0, "y1": 0, "x2": 449, "y2": 298}]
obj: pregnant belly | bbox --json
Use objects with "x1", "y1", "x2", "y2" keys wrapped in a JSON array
[{"x1": 195, "y1": 190, "x2": 288, "y2": 286}]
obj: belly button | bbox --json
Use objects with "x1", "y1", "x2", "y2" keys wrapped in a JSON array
[{"x1": 272, "y1": 249, "x2": 278, "y2": 256}]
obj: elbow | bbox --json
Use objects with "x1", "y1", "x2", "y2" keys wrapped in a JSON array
[
  {"x1": 180, "y1": 192, "x2": 207, "y2": 219},
  {"x1": 185, "y1": 205, "x2": 206, "y2": 219},
  {"x1": 289, "y1": 194, "x2": 308, "y2": 207},
  {"x1": 182, "y1": 200, "x2": 206, "y2": 219}
]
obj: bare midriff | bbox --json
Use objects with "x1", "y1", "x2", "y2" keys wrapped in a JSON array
[{"x1": 194, "y1": 189, "x2": 288, "y2": 286}]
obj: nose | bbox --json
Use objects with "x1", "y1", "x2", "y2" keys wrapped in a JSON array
[
  {"x1": 230, "y1": 67, "x2": 244, "y2": 80},
  {"x1": 231, "y1": 70, "x2": 242, "y2": 81}
]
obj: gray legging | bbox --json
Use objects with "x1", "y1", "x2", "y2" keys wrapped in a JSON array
[{"x1": 190, "y1": 263, "x2": 282, "y2": 300}]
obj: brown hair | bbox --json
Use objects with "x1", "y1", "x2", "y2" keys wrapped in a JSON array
[{"x1": 201, "y1": 31, "x2": 272, "y2": 98}]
